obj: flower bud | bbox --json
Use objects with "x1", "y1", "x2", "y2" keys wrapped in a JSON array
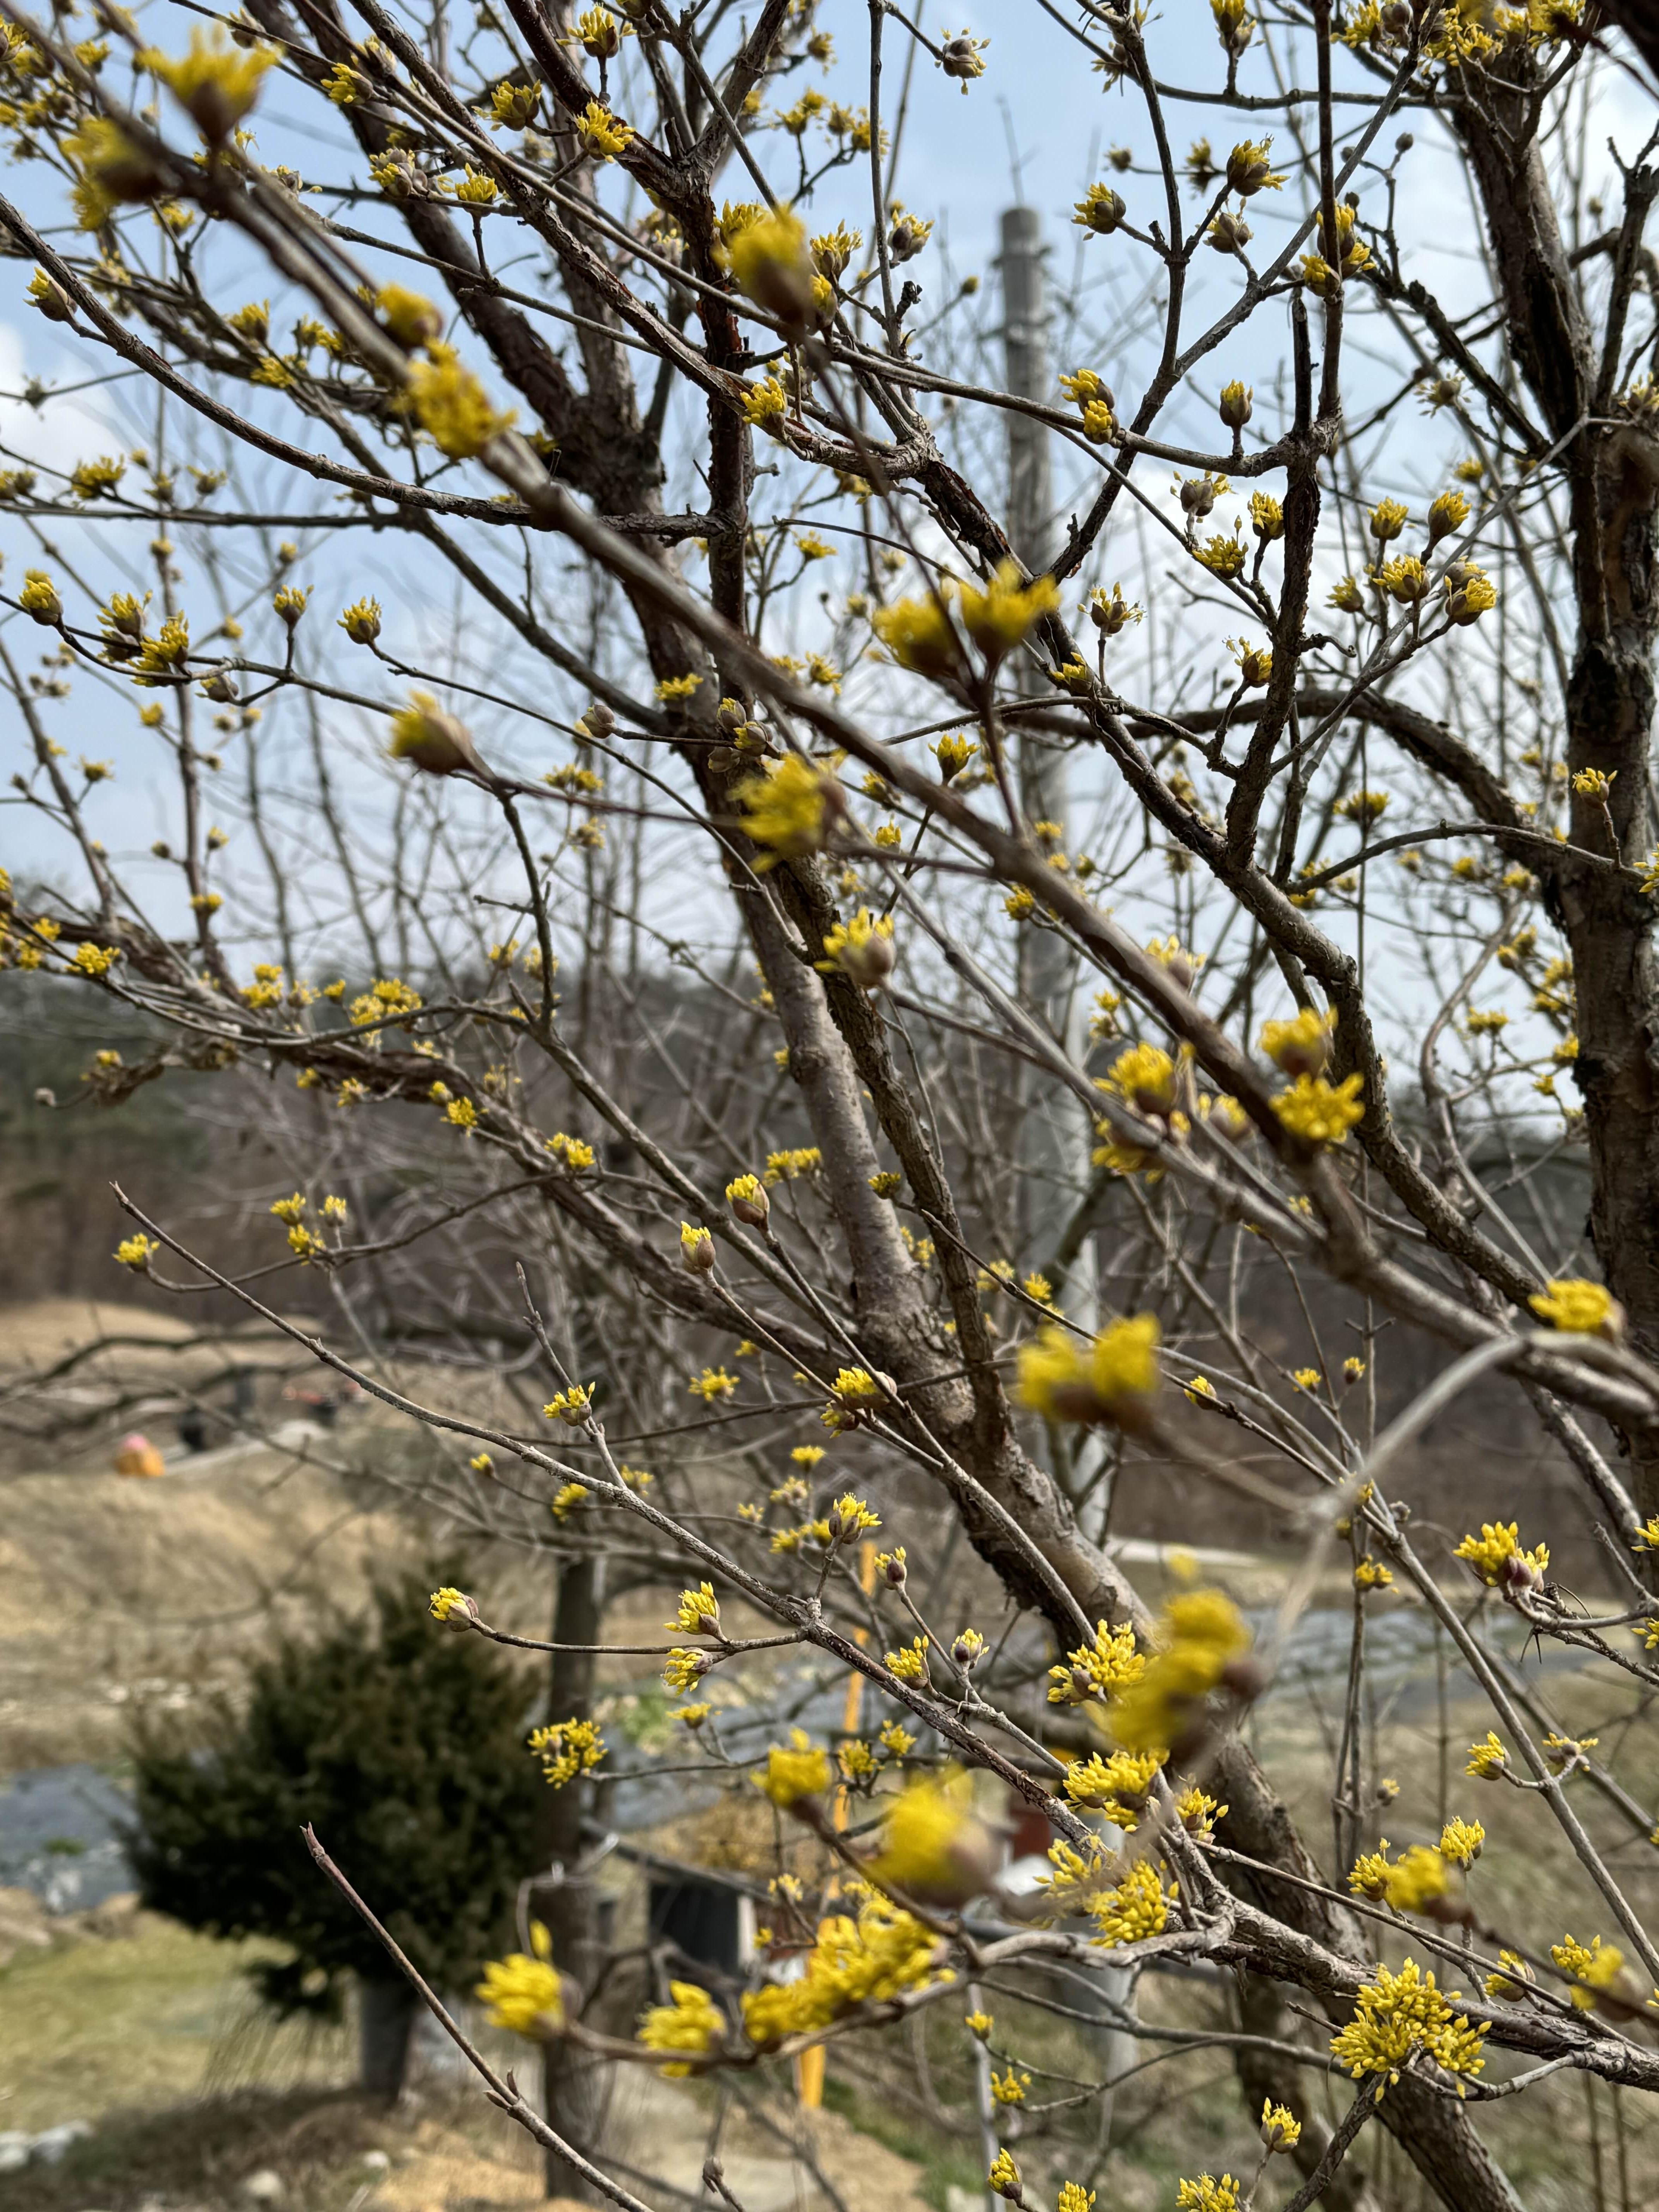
[
  {"x1": 1221, "y1": 1651, "x2": 1267, "y2": 1704},
  {"x1": 889, "y1": 214, "x2": 927, "y2": 264},
  {"x1": 1081, "y1": 186, "x2": 1126, "y2": 236},
  {"x1": 1164, "y1": 948, "x2": 1198, "y2": 992},
  {"x1": 19, "y1": 571, "x2": 62, "y2": 624},
  {"x1": 940, "y1": 33, "x2": 984, "y2": 83},
  {"x1": 1228, "y1": 147, "x2": 1277, "y2": 196},
  {"x1": 1208, "y1": 208, "x2": 1252, "y2": 256},
  {"x1": 387, "y1": 691, "x2": 484, "y2": 777},
  {"x1": 726, "y1": 1174, "x2": 769, "y2": 1228},
  {"x1": 1260, "y1": 2103, "x2": 1300, "y2": 2154},
  {"x1": 1218, "y1": 380, "x2": 1252, "y2": 430},
  {"x1": 881, "y1": 1549, "x2": 907, "y2": 1589},
  {"x1": 27, "y1": 271, "x2": 72, "y2": 325},
  {"x1": 577, "y1": 698, "x2": 616, "y2": 744},
  {"x1": 680, "y1": 1221, "x2": 716, "y2": 1273},
  {"x1": 1498, "y1": 1550, "x2": 1545, "y2": 1598},
  {"x1": 340, "y1": 598, "x2": 381, "y2": 646},
  {"x1": 842, "y1": 926, "x2": 895, "y2": 989},
  {"x1": 199, "y1": 665, "x2": 239, "y2": 703}
]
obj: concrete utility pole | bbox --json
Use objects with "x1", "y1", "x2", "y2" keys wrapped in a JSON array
[
  {"x1": 999, "y1": 205, "x2": 1092, "y2": 1316},
  {"x1": 1003, "y1": 199, "x2": 1123, "y2": 2096},
  {"x1": 1001, "y1": 204, "x2": 1054, "y2": 578}
]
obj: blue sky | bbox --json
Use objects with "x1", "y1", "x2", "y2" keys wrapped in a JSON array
[{"x1": 2, "y1": 0, "x2": 1652, "y2": 1078}]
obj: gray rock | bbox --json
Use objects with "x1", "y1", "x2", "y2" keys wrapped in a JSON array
[{"x1": 31, "y1": 2121, "x2": 93, "y2": 2165}]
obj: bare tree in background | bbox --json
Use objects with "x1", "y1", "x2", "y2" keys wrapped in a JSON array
[{"x1": 8, "y1": 2, "x2": 1659, "y2": 2206}]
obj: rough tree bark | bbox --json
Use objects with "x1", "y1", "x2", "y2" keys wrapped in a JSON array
[
  {"x1": 1458, "y1": 67, "x2": 1659, "y2": 1514},
  {"x1": 532, "y1": 1553, "x2": 609, "y2": 2204}
]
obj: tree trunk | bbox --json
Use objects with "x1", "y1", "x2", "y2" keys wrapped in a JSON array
[
  {"x1": 357, "y1": 1973, "x2": 418, "y2": 2102},
  {"x1": 1457, "y1": 76, "x2": 1659, "y2": 1514},
  {"x1": 533, "y1": 1552, "x2": 609, "y2": 2203}
]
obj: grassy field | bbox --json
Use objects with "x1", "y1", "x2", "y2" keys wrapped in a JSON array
[
  {"x1": 0, "y1": 1915, "x2": 351, "y2": 2135},
  {"x1": 2, "y1": 1910, "x2": 935, "y2": 2212}
]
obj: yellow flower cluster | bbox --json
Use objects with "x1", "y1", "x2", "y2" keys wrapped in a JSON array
[
  {"x1": 662, "y1": 1647, "x2": 710, "y2": 1694},
  {"x1": 1260, "y1": 2099, "x2": 1301, "y2": 2152},
  {"x1": 884, "y1": 1637, "x2": 930, "y2": 1685},
  {"x1": 527, "y1": 1716, "x2": 605, "y2": 1788},
  {"x1": 349, "y1": 975, "x2": 423, "y2": 1028},
  {"x1": 1090, "y1": 1855, "x2": 1176, "y2": 1948},
  {"x1": 726, "y1": 204, "x2": 818, "y2": 332},
  {"x1": 1452, "y1": 1521, "x2": 1549, "y2": 1590},
  {"x1": 1107, "y1": 1588, "x2": 1251, "y2": 1754},
  {"x1": 737, "y1": 756, "x2": 841, "y2": 867},
  {"x1": 1271, "y1": 1072, "x2": 1364, "y2": 1146},
  {"x1": 668, "y1": 1582, "x2": 722, "y2": 1635},
  {"x1": 1061, "y1": 1748, "x2": 1164, "y2": 1827},
  {"x1": 1047, "y1": 1617, "x2": 1144, "y2": 1706},
  {"x1": 637, "y1": 1980, "x2": 724, "y2": 2073},
  {"x1": 867, "y1": 1771, "x2": 994, "y2": 1905},
  {"x1": 1465, "y1": 1731, "x2": 1509, "y2": 1780},
  {"x1": 764, "y1": 1146, "x2": 823, "y2": 1183},
  {"x1": 872, "y1": 562, "x2": 1058, "y2": 680},
  {"x1": 956, "y1": 561, "x2": 1061, "y2": 658},
  {"x1": 819, "y1": 907, "x2": 895, "y2": 988},
  {"x1": 475, "y1": 1922, "x2": 563, "y2": 2037},
  {"x1": 1550, "y1": 1932, "x2": 1625, "y2": 2010},
  {"x1": 988, "y1": 2148, "x2": 1021, "y2": 2200},
  {"x1": 1329, "y1": 1958, "x2": 1487, "y2": 2092},
  {"x1": 822, "y1": 1364, "x2": 884, "y2": 1432},
  {"x1": 754, "y1": 1729, "x2": 830, "y2": 1807},
  {"x1": 871, "y1": 591, "x2": 960, "y2": 679},
  {"x1": 575, "y1": 99, "x2": 634, "y2": 158},
  {"x1": 1175, "y1": 2180, "x2": 1238, "y2": 2212},
  {"x1": 1015, "y1": 1314, "x2": 1161, "y2": 1426},
  {"x1": 405, "y1": 342, "x2": 517, "y2": 459},
  {"x1": 741, "y1": 1890, "x2": 948, "y2": 2046},
  {"x1": 1439, "y1": 1817, "x2": 1485, "y2": 1868},
  {"x1": 1528, "y1": 1277, "x2": 1619, "y2": 1336},
  {"x1": 1375, "y1": 1844, "x2": 1450, "y2": 1916}
]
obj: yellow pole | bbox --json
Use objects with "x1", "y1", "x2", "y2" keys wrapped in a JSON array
[{"x1": 797, "y1": 1540, "x2": 878, "y2": 2111}]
